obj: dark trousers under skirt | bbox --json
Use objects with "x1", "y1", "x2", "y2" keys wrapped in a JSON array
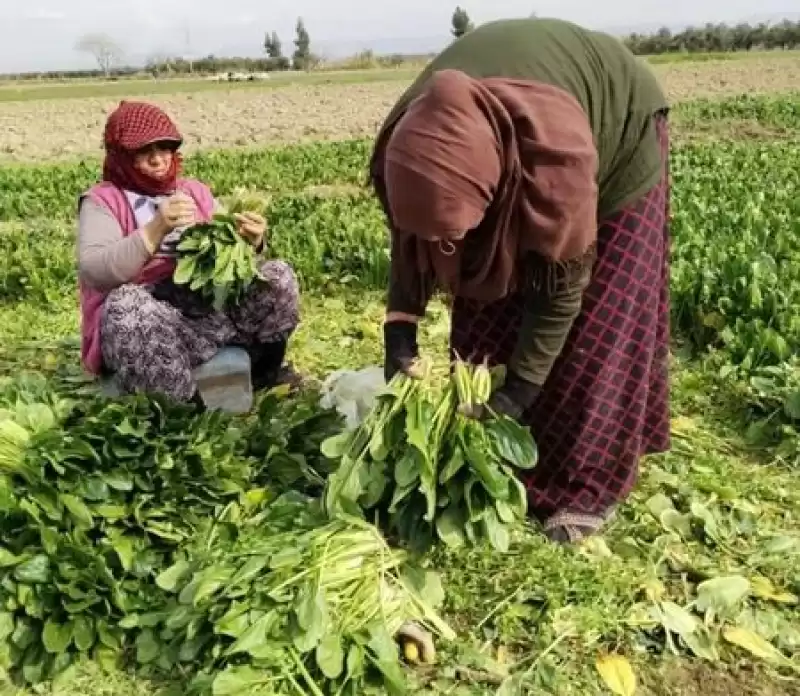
[{"x1": 450, "y1": 114, "x2": 672, "y2": 532}]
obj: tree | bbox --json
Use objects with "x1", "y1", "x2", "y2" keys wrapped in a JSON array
[
  {"x1": 263, "y1": 31, "x2": 291, "y2": 71},
  {"x1": 451, "y1": 7, "x2": 474, "y2": 39},
  {"x1": 293, "y1": 17, "x2": 312, "y2": 70},
  {"x1": 264, "y1": 31, "x2": 283, "y2": 59},
  {"x1": 75, "y1": 33, "x2": 123, "y2": 77}
]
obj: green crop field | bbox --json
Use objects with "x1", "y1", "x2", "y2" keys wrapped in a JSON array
[{"x1": 0, "y1": 58, "x2": 798, "y2": 696}]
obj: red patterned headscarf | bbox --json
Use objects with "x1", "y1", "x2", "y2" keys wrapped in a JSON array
[{"x1": 102, "y1": 100, "x2": 184, "y2": 196}]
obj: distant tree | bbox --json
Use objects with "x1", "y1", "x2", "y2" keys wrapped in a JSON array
[
  {"x1": 293, "y1": 17, "x2": 312, "y2": 70},
  {"x1": 451, "y1": 7, "x2": 474, "y2": 39},
  {"x1": 263, "y1": 30, "x2": 291, "y2": 70},
  {"x1": 264, "y1": 30, "x2": 283, "y2": 58},
  {"x1": 75, "y1": 33, "x2": 123, "y2": 77}
]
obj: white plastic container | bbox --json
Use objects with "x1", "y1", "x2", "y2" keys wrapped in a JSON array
[{"x1": 194, "y1": 346, "x2": 253, "y2": 413}]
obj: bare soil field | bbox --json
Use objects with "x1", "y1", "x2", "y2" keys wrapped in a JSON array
[{"x1": 1, "y1": 55, "x2": 798, "y2": 163}]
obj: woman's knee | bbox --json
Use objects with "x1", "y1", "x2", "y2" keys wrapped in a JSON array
[
  {"x1": 101, "y1": 285, "x2": 179, "y2": 358},
  {"x1": 104, "y1": 284, "x2": 153, "y2": 314},
  {"x1": 100, "y1": 287, "x2": 194, "y2": 398},
  {"x1": 258, "y1": 260, "x2": 300, "y2": 310},
  {"x1": 233, "y1": 260, "x2": 300, "y2": 341}
]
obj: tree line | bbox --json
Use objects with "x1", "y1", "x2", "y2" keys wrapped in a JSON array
[
  {"x1": 451, "y1": 8, "x2": 800, "y2": 52},
  {"x1": 3, "y1": 12, "x2": 799, "y2": 81},
  {"x1": 623, "y1": 19, "x2": 800, "y2": 53}
]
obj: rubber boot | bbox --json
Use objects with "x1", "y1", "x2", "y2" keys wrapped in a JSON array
[
  {"x1": 250, "y1": 340, "x2": 302, "y2": 392},
  {"x1": 189, "y1": 389, "x2": 206, "y2": 412}
]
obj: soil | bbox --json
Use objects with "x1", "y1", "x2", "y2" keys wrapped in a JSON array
[
  {"x1": 1, "y1": 55, "x2": 798, "y2": 163},
  {"x1": 640, "y1": 660, "x2": 800, "y2": 696}
]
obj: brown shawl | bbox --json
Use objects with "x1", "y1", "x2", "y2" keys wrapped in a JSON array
[{"x1": 380, "y1": 69, "x2": 599, "y2": 304}]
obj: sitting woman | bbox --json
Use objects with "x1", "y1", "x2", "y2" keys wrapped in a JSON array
[{"x1": 78, "y1": 100, "x2": 300, "y2": 404}]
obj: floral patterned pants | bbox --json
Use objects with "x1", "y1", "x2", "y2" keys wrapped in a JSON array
[{"x1": 100, "y1": 260, "x2": 300, "y2": 401}]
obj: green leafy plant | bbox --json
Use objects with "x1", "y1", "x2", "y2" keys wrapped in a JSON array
[
  {"x1": 244, "y1": 386, "x2": 344, "y2": 493},
  {"x1": 173, "y1": 189, "x2": 270, "y2": 308},
  {"x1": 127, "y1": 494, "x2": 454, "y2": 695},
  {"x1": 0, "y1": 393, "x2": 254, "y2": 684},
  {"x1": 322, "y1": 360, "x2": 539, "y2": 552}
]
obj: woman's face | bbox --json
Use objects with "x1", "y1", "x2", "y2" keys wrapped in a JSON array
[{"x1": 133, "y1": 142, "x2": 177, "y2": 180}]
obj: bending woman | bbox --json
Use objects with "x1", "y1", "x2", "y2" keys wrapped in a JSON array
[
  {"x1": 371, "y1": 18, "x2": 672, "y2": 544},
  {"x1": 78, "y1": 100, "x2": 300, "y2": 403}
]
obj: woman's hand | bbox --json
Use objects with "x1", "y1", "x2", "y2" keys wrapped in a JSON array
[
  {"x1": 384, "y1": 319, "x2": 422, "y2": 382},
  {"x1": 234, "y1": 212, "x2": 266, "y2": 248},
  {"x1": 142, "y1": 193, "x2": 197, "y2": 254},
  {"x1": 488, "y1": 372, "x2": 541, "y2": 420},
  {"x1": 464, "y1": 370, "x2": 541, "y2": 421},
  {"x1": 158, "y1": 193, "x2": 198, "y2": 230}
]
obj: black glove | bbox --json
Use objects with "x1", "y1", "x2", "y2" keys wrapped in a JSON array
[
  {"x1": 484, "y1": 370, "x2": 542, "y2": 421},
  {"x1": 383, "y1": 321, "x2": 419, "y2": 382}
]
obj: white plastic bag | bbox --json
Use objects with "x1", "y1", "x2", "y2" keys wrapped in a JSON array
[{"x1": 319, "y1": 366, "x2": 386, "y2": 430}]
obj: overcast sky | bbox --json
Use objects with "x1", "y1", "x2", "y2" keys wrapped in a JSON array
[{"x1": 0, "y1": 1, "x2": 797, "y2": 73}]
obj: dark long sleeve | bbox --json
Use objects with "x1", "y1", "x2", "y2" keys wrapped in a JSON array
[
  {"x1": 386, "y1": 230, "x2": 434, "y2": 316},
  {"x1": 509, "y1": 257, "x2": 592, "y2": 386},
  {"x1": 371, "y1": 154, "x2": 434, "y2": 317}
]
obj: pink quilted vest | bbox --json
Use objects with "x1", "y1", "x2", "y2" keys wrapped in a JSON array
[{"x1": 79, "y1": 179, "x2": 215, "y2": 376}]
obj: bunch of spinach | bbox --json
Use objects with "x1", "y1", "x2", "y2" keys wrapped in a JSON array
[
  {"x1": 124, "y1": 492, "x2": 454, "y2": 696},
  {"x1": 0, "y1": 394, "x2": 255, "y2": 685},
  {"x1": 173, "y1": 189, "x2": 269, "y2": 309},
  {"x1": 322, "y1": 361, "x2": 539, "y2": 552}
]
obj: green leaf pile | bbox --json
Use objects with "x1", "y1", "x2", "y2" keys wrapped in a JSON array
[
  {"x1": 244, "y1": 387, "x2": 344, "y2": 494},
  {"x1": 322, "y1": 361, "x2": 539, "y2": 552},
  {"x1": 0, "y1": 380, "x2": 456, "y2": 692},
  {"x1": 0, "y1": 394, "x2": 254, "y2": 684},
  {"x1": 126, "y1": 494, "x2": 453, "y2": 696}
]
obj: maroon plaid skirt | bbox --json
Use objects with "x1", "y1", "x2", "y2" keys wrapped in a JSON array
[{"x1": 450, "y1": 113, "x2": 671, "y2": 524}]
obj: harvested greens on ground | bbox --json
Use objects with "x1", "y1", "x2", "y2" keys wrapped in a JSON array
[
  {"x1": 0, "y1": 378, "x2": 455, "y2": 692},
  {"x1": 0, "y1": 392, "x2": 254, "y2": 684},
  {"x1": 136, "y1": 493, "x2": 453, "y2": 696},
  {"x1": 322, "y1": 360, "x2": 539, "y2": 552},
  {"x1": 173, "y1": 189, "x2": 269, "y2": 308},
  {"x1": 244, "y1": 386, "x2": 344, "y2": 494}
]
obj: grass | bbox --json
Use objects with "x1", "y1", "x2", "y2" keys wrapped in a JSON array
[
  {"x1": 2, "y1": 50, "x2": 799, "y2": 104},
  {"x1": 668, "y1": 92, "x2": 800, "y2": 142},
  {"x1": 644, "y1": 49, "x2": 800, "y2": 64},
  {"x1": 0, "y1": 68, "x2": 419, "y2": 103}
]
